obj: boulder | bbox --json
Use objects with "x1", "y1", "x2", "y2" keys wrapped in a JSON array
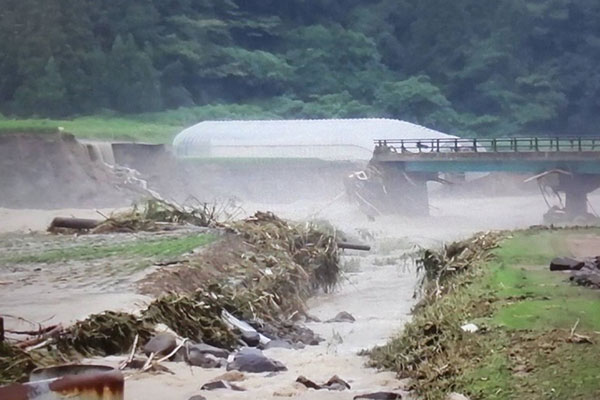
[
  {"x1": 143, "y1": 333, "x2": 177, "y2": 356},
  {"x1": 226, "y1": 348, "x2": 287, "y2": 373},
  {"x1": 550, "y1": 257, "x2": 584, "y2": 271},
  {"x1": 187, "y1": 396, "x2": 207, "y2": 400}
]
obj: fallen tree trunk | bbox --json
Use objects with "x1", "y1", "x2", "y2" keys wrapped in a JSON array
[
  {"x1": 337, "y1": 242, "x2": 371, "y2": 252},
  {"x1": 49, "y1": 217, "x2": 101, "y2": 231}
]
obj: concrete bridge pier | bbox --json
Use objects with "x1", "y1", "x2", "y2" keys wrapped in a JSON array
[
  {"x1": 377, "y1": 162, "x2": 432, "y2": 217},
  {"x1": 558, "y1": 174, "x2": 600, "y2": 220}
]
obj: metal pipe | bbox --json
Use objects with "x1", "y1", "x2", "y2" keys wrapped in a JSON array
[{"x1": 337, "y1": 242, "x2": 371, "y2": 251}]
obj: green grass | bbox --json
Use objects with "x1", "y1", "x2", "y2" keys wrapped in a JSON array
[
  {"x1": 466, "y1": 230, "x2": 600, "y2": 399},
  {"x1": 371, "y1": 228, "x2": 600, "y2": 400},
  {"x1": 492, "y1": 230, "x2": 573, "y2": 265},
  {"x1": 0, "y1": 115, "x2": 181, "y2": 143},
  {"x1": 0, "y1": 101, "x2": 289, "y2": 143},
  {"x1": 3, "y1": 234, "x2": 215, "y2": 264}
]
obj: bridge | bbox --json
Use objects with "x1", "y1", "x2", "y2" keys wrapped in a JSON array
[{"x1": 362, "y1": 137, "x2": 600, "y2": 221}]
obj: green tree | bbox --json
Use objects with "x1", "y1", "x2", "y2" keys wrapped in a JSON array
[
  {"x1": 107, "y1": 35, "x2": 161, "y2": 113},
  {"x1": 12, "y1": 57, "x2": 69, "y2": 117}
]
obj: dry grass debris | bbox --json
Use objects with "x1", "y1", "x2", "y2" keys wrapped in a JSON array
[{"x1": 2, "y1": 211, "x2": 341, "y2": 383}]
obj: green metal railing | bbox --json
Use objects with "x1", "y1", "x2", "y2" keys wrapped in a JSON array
[{"x1": 374, "y1": 137, "x2": 600, "y2": 153}]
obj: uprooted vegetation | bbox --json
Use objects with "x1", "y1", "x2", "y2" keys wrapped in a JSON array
[
  {"x1": 1, "y1": 207, "x2": 341, "y2": 384},
  {"x1": 368, "y1": 228, "x2": 600, "y2": 400}
]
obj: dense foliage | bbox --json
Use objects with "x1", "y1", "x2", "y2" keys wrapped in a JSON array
[{"x1": 2, "y1": 0, "x2": 600, "y2": 136}]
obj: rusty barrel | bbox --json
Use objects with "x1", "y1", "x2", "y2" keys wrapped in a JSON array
[{"x1": 0, "y1": 368, "x2": 123, "y2": 400}]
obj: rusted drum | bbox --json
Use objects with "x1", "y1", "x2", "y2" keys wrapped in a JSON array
[{"x1": 0, "y1": 366, "x2": 123, "y2": 400}]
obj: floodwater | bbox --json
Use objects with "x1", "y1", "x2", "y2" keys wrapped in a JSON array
[
  {"x1": 118, "y1": 194, "x2": 559, "y2": 399},
  {"x1": 3, "y1": 191, "x2": 597, "y2": 398}
]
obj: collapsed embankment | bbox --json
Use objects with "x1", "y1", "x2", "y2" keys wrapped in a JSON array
[
  {"x1": 0, "y1": 133, "x2": 361, "y2": 210},
  {"x1": 0, "y1": 133, "x2": 139, "y2": 208},
  {"x1": 369, "y1": 227, "x2": 600, "y2": 400},
  {"x1": 0, "y1": 205, "x2": 340, "y2": 384}
]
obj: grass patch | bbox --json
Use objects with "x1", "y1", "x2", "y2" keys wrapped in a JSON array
[
  {"x1": 3, "y1": 234, "x2": 215, "y2": 264},
  {"x1": 369, "y1": 228, "x2": 600, "y2": 400},
  {"x1": 492, "y1": 230, "x2": 572, "y2": 265},
  {"x1": 0, "y1": 115, "x2": 181, "y2": 143}
]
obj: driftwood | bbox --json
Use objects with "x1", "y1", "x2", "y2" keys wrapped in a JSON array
[
  {"x1": 16, "y1": 324, "x2": 63, "y2": 349},
  {"x1": 49, "y1": 217, "x2": 101, "y2": 231}
]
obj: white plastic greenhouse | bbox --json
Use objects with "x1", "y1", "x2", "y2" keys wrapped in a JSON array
[{"x1": 172, "y1": 118, "x2": 456, "y2": 160}]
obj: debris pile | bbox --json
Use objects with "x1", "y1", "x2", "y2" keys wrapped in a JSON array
[
  {"x1": 414, "y1": 232, "x2": 503, "y2": 301},
  {"x1": 549, "y1": 256, "x2": 600, "y2": 289},
  {"x1": 49, "y1": 198, "x2": 230, "y2": 234},
  {"x1": 2, "y1": 210, "x2": 341, "y2": 384}
]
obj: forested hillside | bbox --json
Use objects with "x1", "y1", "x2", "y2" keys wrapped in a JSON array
[{"x1": 2, "y1": 0, "x2": 600, "y2": 136}]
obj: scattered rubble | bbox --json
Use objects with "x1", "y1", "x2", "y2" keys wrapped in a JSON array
[
  {"x1": 1, "y1": 210, "x2": 341, "y2": 384},
  {"x1": 549, "y1": 255, "x2": 600, "y2": 289},
  {"x1": 296, "y1": 374, "x2": 351, "y2": 391}
]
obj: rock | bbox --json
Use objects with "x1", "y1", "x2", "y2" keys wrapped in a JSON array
[
  {"x1": 326, "y1": 311, "x2": 356, "y2": 323},
  {"x1": 201, "y1": 380, "x2": 245, "y2": 391},
  {"x1": 354, "y1": 393, "x2": 402, "y2": 400},
  {"x1": 550, "y1": 257, "x2": 584, "y2": 271},
  {"x1": 188, "y1": 396, "x2": 207, "y2": 400},
  {"x1": 296, "y1": 375, "x2": 350, "y2": 391},
  {"x1": 241, "y1": 331, "x2": 261, "y2": 347},
  {"x1": 226, "y1": 348, "x2": 287, "y2": 373},
  {"x1": 570, "y1": 267, "x2": 600, "y2": 289},
  {"x1": 187, "y1": 343, "x2": 230, "y2": 359},
  {"x1": 143, "y1": 333, "x2": 177, "y2": 356},
  {"x1": 212, "y1": 371, "x2": 246, "y2": 382},
  {"x1": 187, "y1": 351, "x2": 223, "y2": 368},
  {"x1": 261, "y1": 339, "x2": 294, "y2": 350},
  {"x1": 323, "y1": 375, "x2": 351, "y2": 391},
  {"x1": 446, "y1": 393, "x2": 470, "y2": 400},
  {"x1": 296, "y1": 376, "x2": 321, "y2": 390}
]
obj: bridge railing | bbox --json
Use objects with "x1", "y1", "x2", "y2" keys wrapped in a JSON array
[{"x1": 374, "y1": 137, "x2": 600, "y2": 153}]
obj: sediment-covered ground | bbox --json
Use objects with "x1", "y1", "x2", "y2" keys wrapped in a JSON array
[{"x1": 1, "y1": 191, "x2": 571, "y2": 399}]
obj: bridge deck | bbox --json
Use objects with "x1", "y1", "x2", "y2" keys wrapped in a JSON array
[{"x1": 373, "y1": 137, "x2": 600, "y2": 174}]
